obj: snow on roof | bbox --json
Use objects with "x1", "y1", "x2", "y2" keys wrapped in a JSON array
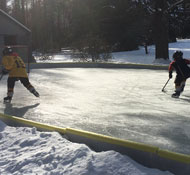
[{"x1": 0, "y1": 9, "x2": 31, "y2": 33}]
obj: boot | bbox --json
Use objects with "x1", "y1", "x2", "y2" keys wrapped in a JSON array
[
  {"x1": 31, "y1": 89, "x2": 40, "y2": 97},
  {"x1": 4, "y1": 96, "x2": 12, "y2": 103},
  {"x1": 28, "y1": 87, "x2": 40, "y2": 97},
  {"x1": 180, "y1": 84, "x2": 185, "y2": 94},
  {"x1": 172, "y1": 91, "x2": 180, "y2": 98}
]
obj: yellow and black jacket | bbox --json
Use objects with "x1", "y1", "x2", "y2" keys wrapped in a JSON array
[{"x1": 2, "y1": 53, "x2": 28, "y2": 78}]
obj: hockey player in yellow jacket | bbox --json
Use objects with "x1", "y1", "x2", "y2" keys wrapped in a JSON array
[{"x1": 1, "y1": 47, "x2": 39, "y2": 103}]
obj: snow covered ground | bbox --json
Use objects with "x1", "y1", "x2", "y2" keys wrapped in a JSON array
[
  {"x1": 35, "y1": 39, "x2": 190, "y2": 65},
  {"x1": 0, "y1": 39, "x2": 190, "y2": 174}
]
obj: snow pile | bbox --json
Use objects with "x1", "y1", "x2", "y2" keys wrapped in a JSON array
[{"x1": 0, "y1": 120, "x2": 173, "y2": 175}]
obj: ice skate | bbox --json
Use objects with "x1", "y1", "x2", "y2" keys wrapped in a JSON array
[
  {"x1": 31, "y1": 89, "x2": 40, "y2": 97},
  {"x1": 171, "y1": 92, "x2": 180, "y2": 98},
  {"x1": 3, "y1": 96, "x2": 12, "y2": 103}
]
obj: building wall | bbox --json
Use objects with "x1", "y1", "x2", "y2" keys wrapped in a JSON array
[
  {"x1": 0, "y1": 12, "x2": 31, "y2": 64},
  {"x1": 0, "y1": 13, "x2": 29, "y2": 35}
]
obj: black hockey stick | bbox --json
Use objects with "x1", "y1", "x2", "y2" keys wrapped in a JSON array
[{"x1": 162, "y1": 78, "x2": 170, "y2": 92}]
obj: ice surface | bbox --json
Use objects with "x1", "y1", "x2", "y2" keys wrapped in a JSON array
[{"x1": 0, "y1": 68, "x2": 190, "y2": 155}]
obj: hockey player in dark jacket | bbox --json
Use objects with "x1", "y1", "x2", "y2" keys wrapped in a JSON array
[{"x1": 169, "y1": 51, "x2": 190, "y2": 98}]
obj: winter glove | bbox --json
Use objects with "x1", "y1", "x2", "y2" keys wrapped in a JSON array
[
  {"x1": 169, "y1": 71, "x2": 172, "y2": 79},
  {"x1": 2, "y1": 68, "x2": 9, "y2": 75}
]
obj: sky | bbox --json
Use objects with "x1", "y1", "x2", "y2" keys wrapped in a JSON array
[{"x1": 1, "y1": 39, "x2": 190, "y2": 174}]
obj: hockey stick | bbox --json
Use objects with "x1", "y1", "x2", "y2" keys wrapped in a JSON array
[{"x1": 162, "y1": 78, "x2": 170, "y2": 92}]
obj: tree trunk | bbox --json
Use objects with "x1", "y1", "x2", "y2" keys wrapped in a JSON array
[{"x1": 152, "y1": 0, "x2": 169, "y2": 60}]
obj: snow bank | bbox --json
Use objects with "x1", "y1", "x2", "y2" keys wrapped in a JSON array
[{"x1": 0, "y1": 120, "x2": 173, "y2": 175}]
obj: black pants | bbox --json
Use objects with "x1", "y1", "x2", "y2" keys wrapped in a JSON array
[
  {"x1": 7, "y1": 77, "x2": 33, "y2": 93},
  {"x1": 174, "y1": 75, "x2": 186, "y2": 86}
]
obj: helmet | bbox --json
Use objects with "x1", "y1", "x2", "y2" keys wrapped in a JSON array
[
  {"x1": 173, "y1": 51, "x2": 183, "y2": 59},
  {"x1": 2, "y1": 46, "x2": 13, "y2": 55}
]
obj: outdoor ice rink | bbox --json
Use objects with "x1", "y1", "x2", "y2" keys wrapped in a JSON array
[{"x1": 0, "y1": 67, "x2": 190, "y2": 155}]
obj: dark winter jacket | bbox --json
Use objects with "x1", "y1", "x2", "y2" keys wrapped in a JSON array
[{"x1": 169, "y1": 58, "x2": 190, "y2": 79}]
